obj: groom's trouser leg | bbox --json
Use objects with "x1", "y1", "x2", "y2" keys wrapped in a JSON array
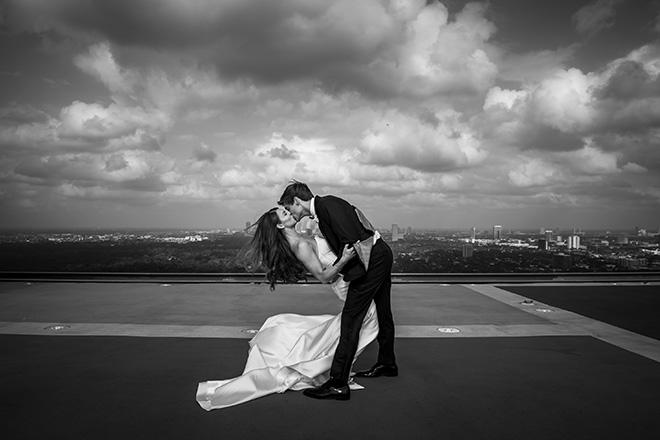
[
  {"x1": 330, "y1": 240, "x2": 393, "y2": 384},
  {"x1": 374, "y1": 243, "x2": 395, "y2": 366}
]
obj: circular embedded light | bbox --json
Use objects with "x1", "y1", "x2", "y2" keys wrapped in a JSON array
[
  {"x1": 521, "y1": 300, "x2": 535, "y2": 305},
  {"x1": 535, "y1": 308, "x2": 553, "y2": 313},
  {"x1": 160, "y1": 283, "x2": 172, "y2": 287},
  {"x1": 44, "y1": 325, "x2": 71, "y2": 331},
  {"x1": 437, "y1": 327, "x2": 460, "y2": 333},
  {"x1": 241, "y1": 329, "x2": 259, "y2": 334}
]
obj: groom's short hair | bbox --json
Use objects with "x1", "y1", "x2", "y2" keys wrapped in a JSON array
[{"x1": 278, "y1": 180, "x2": 314, "y2": 205}]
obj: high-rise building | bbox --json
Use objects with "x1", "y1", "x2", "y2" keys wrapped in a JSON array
[
  {"x1": 470, "y1": 227, "x2": 476, "y2": 240},
  {"x1": 537, "y1": 238, "x2": 548, "y2": 250},
  {"x1": 462, "y1": 243, "x2": 474, "y2": 258},
  {"x1": 545, "y1": 230, "x2": 553, "y2": 242},
  {"x1": 493, "y1": 225, "x2": 502, "y2": 240},
  {"x1": 391, "y1": 224, "x2": 400, "y2": 242},
  {"x1": 567, "y1": 235, "x2": 580, "y2": 249}
]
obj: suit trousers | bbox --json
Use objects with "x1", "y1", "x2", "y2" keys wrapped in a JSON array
[{"x1": 330, "y1": 239, "x2": 395, "y2": 384}]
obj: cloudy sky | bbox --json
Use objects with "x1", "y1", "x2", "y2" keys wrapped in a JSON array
[{"x1": 1, "y1": 0, "x2": 659, "y2": 231}]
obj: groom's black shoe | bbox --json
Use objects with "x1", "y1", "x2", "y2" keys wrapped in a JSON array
[
  {"x1": 354, "y1": 363, "x2": 399, "y2": 378},
  {"x1": 303, "y1": 380, "x2": 350, "y2": 401}
]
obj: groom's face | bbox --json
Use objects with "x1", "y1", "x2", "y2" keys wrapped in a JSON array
[{"x1": 284, "y1": 198, "x2": 304, "y2": 221}]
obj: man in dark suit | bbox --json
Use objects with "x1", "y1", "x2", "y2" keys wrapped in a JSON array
[{"x1": 278, "y1": 180, "x2": 398, "y2": 401}]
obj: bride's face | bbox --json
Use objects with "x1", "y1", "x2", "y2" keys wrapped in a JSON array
[{"x1": 275, "y1": 206, "x2": 297, "y2": 229}]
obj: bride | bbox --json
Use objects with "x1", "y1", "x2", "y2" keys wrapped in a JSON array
[{"x1": 196, "y1": 206, "x2": 378, "y2": 410}]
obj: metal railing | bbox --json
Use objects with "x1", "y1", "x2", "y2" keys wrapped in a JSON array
[{"x1": 1, "y1": 271, "x2": 659, "y2": 284}]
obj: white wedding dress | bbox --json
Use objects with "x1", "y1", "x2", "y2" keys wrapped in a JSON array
[{"x1": 196, "y1": 236, "x2": 379, "y2": 410}]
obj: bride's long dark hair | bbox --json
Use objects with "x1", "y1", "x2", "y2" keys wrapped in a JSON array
[{"x1": 241, "y1": 207, "x2": 307, "y2": 290}]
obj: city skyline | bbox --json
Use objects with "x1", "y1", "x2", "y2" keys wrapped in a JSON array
[{"x1": 1, "y1": 0, "x2": 660, "y2": 230}]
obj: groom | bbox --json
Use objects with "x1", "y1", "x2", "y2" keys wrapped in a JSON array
[{"x1": 278, "y1": 180, "x2": 398, "y2": 401}]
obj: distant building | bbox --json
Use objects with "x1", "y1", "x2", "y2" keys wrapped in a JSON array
[
  {"x1": 462, "y1": 243, "x2": 474, "y2": 258},
  {"x1": 406, "y1": 226, "x2": 412, "y2": 235},
  {"x1": 537, "y1": 238, "x2": 548, "y2": 250},
  {"x1": 545, "y1": 230, "x2": 553, "y2": 242},
  {"x1": 567, "y1": 235, "x2": 580, "y2": 249},
  {"x1": 611, "y1": 257, "x2": 647, "y2": 268},
  {"x1": 493, "y1": 225, "x2": 502, "y2": 240},
  {"x1": 470, "y1": 227, "x2": 476, "y2": 240},
  {"x1": 617, "y1": 236, "x2": 629, "y2": 245},
  {"x1": 391, "y1": 224, "x2": 400, "y2": 242}
]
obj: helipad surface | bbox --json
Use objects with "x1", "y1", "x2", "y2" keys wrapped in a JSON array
[{"x1": 1, "y1": 281, "x2": 659, "y2": 439}]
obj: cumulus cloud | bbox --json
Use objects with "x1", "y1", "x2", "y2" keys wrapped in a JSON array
[
  {"x1": 15, "y1": 150, "x2": 176, "y2": 190},
  {"x1": 561, "y1": 144, "x2": 621, "y2": 175},
  {"x1": 374, "y1": 1, "x2": 498, "y2": 97},
  {"x1": 0, "y1": 100, "x2": 169, "y2": 154},
  {"x1": 589, "y1": 47, "x2": 660, "y2": 133},
  {"x1": 260, "y1": 144, "x2": 299, "y2": 160},
  {"x1": 217, "y1": 133, "x2": 354, "y2": 190},
  {"x1": 528, "y1": 68, "x2": 596, "y2": 133},
  {"x1": 1, "y1": 0, "x2": 659, "y2": 228},
  {"x1": 508, "y1": 158, "x2": 565, "y2": 188},
  {"x1": 6, "y1": 0, "x2": 500, "y2": 100},
  {"x1": 359, "y1": 109, "x2": 487, "y2": 172}
]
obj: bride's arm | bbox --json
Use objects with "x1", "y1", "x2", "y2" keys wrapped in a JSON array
[{"x1": 294, "y1": 242, "x2": 356, "y2": 283}]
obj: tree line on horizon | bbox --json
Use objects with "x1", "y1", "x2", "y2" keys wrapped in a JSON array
[{"x1": 2, "y1": 234, "x2": 656, "y2": 274}]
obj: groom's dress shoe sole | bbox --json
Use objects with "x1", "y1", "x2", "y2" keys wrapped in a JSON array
[
  {"x1": 303, "y1": 385, "x2": 350, "y2": 401},
  {"x1": 354, "y1": 365, "x2": 399, "y2": 378}
]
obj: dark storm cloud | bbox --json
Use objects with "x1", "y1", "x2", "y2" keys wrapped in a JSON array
[
  {"x1": 191, "y1": 144, "x2": 217, "y2": 163},
  {"x1": 104, "y1": 153, "x2": 128, "y2": 171},
  {"x1": 594, "y1": 132, "x2": 660, "y2": 171},
  {"x1": 515, "y1": 124, "x2": 584, "y2": 152},
  {"x1": 584, "y1": 58, "x2": 660, "y2": 137},
  {"x1": 13, "y1": 0, "x2": 396, "y2": 86},
  {"x1": 595, "y1": 60, "x2": 660, "y2": 101}
]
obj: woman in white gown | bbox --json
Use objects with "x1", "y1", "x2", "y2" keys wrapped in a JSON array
[{"x1": 196, "y1": 207, "x2": 379, "y2": 410}]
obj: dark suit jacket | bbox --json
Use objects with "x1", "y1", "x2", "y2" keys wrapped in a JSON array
[{"x1": 314, "y1": 195, "x2": 374, "y2": 282}]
